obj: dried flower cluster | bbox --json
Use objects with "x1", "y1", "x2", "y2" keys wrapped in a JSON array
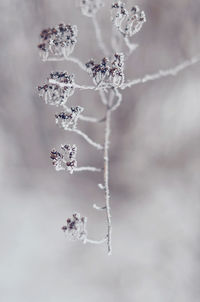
[
  {"x1": 38, "y1": 72, "x2": 75, "y2": 106},
  {"x1": 55, "y1": 106, "x2": 84, "y2": 130},
  {"x1": 111, "y1": 1, "x2": 146, "y2": 37},
  {"x1": 50, "y1": 144, "x2": 77, "y2": 173},
  {"x1": 38, "y1": 23, "x2": 77, "y2": 60},
  {"x1": 86, "y1": 53, "x2": 124, "y2": 87},
  {"x1": 62, "y1": 213, "x2": 87, "y2": 242},
  {"x1": 37, "y1": 1, "x2": 200, "y2": 255},
  {"x1": 80, "y1": 0, "x2": 104, "y2": 17}
]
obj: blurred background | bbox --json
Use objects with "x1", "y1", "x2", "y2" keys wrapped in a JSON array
[{"x1": 1, "y1": 0, "x2": 200, "y2": 301}]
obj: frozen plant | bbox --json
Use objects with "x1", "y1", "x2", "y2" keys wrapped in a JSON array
[{"x1": 37, "y1": 1, "x2": 200, "y2": 255}]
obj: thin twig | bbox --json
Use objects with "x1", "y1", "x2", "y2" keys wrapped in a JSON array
[
  {"x1": 62, "y1": 104, "x2": 106, "y2": 124},
  {"x1": 65, "y1": 56, "x2": 87, "y2": 71},
  {"x1": 104, "y1": 108, "x2": 112, "y2": 255},
  {"x1": 121, "y1": 53, "x2": 200, "y2": 89},
  {"x1": 79, "y1": 114, "x2": 105, "y2": 123},
  {"x1": 124, "y1": 37, "x2": 138, "y2": 55},
  {"x1": 110, "y1": 88, "x2": 122, "y2": 112},
  {"x1": 99, "y1": 89, "x2": 108, "y2": 105},
  {"x1": 45, "y1": 56, "x2": 86, "y2": 71},
  {"x1": 67, "y1": 128, "x2": 103, "y2": 150},
  {"x1": 85, "y1": 237, "x2": 107, "y2": 244},
  {"x1": 93, "y1": 203, "x2": 106, "y2": 211},
  {"x1": 74, "y1": 167, "x2": 101, "y2": 172}
]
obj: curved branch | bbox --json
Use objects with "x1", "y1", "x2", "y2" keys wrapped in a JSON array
[
  {"x1": 67, "y1": 128, "x2": 103, "y2": 150},
  {"x1": 121, "y1": 53, "x2": 200, "y2": 89}
]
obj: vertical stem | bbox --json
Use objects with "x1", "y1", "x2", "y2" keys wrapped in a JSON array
[{"x1": 104, "y1": 108, "x2": 112, "y2": 255}]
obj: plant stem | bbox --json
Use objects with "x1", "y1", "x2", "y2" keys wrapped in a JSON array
[{"x1": 104, "y1": 108, "x2": 112, "y2": 255}]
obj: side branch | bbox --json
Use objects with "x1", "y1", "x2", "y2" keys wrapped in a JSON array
[
  {"x1": 74, "y1": 167, "x2": 101, "y2": 172},
  {"x1": 45, "y1": 56, "x2": 87, "y2": 71},
  {"x1": 84, "y1": 237, "x2": 107, "y2": 245},
  {"x1": 67, "y1": 128, "x2": 103, "y2": 150},
  {"x1": 110, "y1": 88, "x2": 122, "y2": 112},
  {"x1": 121, "y1": 53, "x2": 200, "y2": 89}
]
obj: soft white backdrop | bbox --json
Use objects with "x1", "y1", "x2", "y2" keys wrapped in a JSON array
[{"x1": 1, "y1": 0, "x2": 200, "y2": 301}]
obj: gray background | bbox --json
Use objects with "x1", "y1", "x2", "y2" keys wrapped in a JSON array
[{"x1": 1, "y1": 0, "x2": 200, "y2": 301}]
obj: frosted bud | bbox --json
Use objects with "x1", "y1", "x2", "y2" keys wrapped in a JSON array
[{"x1": 38, "y1": 24, "x2": 77, "y2": 60}]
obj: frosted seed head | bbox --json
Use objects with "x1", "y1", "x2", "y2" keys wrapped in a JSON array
[
  {"x1": 62, "y1": 213, "x2": 88, "y2": 241},
  {"x1": 38, "y1": 72, "x2": 75, "y2": 106},
  {"x1": 55, "y1": 106, "x2": 84, "y2": 130},
  {"x1": 111, "y1": 2, "x2": 146, "y2": 37},
  {"x1": 85, "y1": 53, "x2": 124, "y2": 88},
  {"x1": 80, "y1": 0, "x2": 104, "y2": 17},
  {"x1": 50, "y1": 144, "x2": 77, "y2": 174},
  {"x1": 38, "y1": 24, "x2": 77, "y2": 60}
]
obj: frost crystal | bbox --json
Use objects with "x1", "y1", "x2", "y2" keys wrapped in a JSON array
[
  {"x1": 80, "y1": 0, "x2": 104, "y2": 17},
  {"x1": 85, "y1": 53, "x2": 124, "y2": 87},
  {"x1": 38, "y1": 72, "x2": 75, "y2": 106},
  {"x1": 50, "y1": 144, "x2": 77, "y2": 174},
  {"x1": 111, "y1": 2, "x2": 146, "y2": 37},
  {"x1": 55, "y1": 106, "x2": 84, "y2": 130},
  {"x1": 38, "y1": 24, "x2": 78, "y2": 60},
  {"x1": 62, "y1": 213, "x2": 87, "y2": 242}
]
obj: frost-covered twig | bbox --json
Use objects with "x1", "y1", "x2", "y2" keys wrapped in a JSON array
[
  {"x1": 84, "y1": 237, "x2": 107, "y2": 244},
  {"x1": 103, "y1": 108, "x2": 112, "y2": 255},
  {"x1": 110, "y1": 88, "x2": 122, "y2": 111},
  {"x1": 93, "y1": 203, "x2": 106, "y2": 211},
  {"x1": 124, "y1": 37, "x2": 138, "y2": 55},
  {"x1": 74, "y1": 166, "x2": 101, "y2": 172},
  {"x1": 45, "y1": 56, "x2": 86, "y2": 71},
  {"x1": 67, "y1": 128, "x2": 103, "y2": 150},
  {"x1": 122, "y1": 54, "x2": 200, "y2": 89}
]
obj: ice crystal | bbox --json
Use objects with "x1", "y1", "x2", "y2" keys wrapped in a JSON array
[
  {"x1": 62, "y1": 213, "x2": 87, "y2": 242},
  {"x1": 80, "y1": 0, "x2": 104, "y2": 17},
  {"x1": 50, "y1": 144, "x2": 77, "y2": 174},
  {"x1": 38, "y1": 72, "x2": 75, "y2": 106},
  {"x1": 38, "y1": 23, "x2": 77, "y2": 60},
  {"x1": 111, "y1": 2, "x2": 146, "y2": 37},
  {"x1": 55, "y1": 106, "x2": 84, "y2": 130},
  {"x1": 85, "y1": 53, "x2": 124, "y2": 87}
]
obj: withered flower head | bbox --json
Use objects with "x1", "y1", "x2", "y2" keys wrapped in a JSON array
[
  {"x1": 38, "y1": 24, "x2": 78, "y2": 60},
  {"x1": 38, "y1": 72, "x2": 75, "y2": 106},
  {"x1": 85, "y1": 53, "x2": 124, "y2": 88},
  {"x1": 62, "y1": 213, "x2": 87, "y2": 241},
  {"x1": 50, "y1": 144, "x2": 77, "y2": 174},
  {"x1": 111, "y1": 1, "x2": 146, "y2": 37},
  {"x1": 55, "y1": 106, "x2": 84, "y2": 130}
]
